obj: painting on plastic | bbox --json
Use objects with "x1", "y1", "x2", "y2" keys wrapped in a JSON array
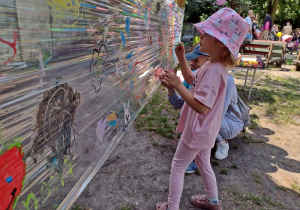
[{"x1": 0, "y1": 0, "x2": 184, "y2": 208}]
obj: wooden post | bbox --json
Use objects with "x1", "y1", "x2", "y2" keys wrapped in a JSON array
[{"x1": 266, "y1": 43, "x2": 274, "y2": 67}]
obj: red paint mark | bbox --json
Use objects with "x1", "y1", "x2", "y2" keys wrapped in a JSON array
[
  {"x1": 0, "y1": 146, "x2": 26, "y2": 210},
  {"x1": 0, "y1": 31, "x2": 18, "y2": 66},
  {"x1": 134, "y1": 61, "x2": 144, "y2": 67}
]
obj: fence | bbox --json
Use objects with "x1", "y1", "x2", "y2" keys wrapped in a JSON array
[{"x1": 0, "y1": 0, "x2": 184, "y2": 209}]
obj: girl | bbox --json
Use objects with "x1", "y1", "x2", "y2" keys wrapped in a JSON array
[
  {"x1": 156, "y1": 8, "x2": 247, "y2": 210},
  {"x1": 260, "y1": 14, "x2": 273, "y2": 40}
]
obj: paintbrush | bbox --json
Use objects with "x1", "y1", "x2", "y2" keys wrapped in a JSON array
[{"x1": 169, "y1": 43, "x2": 189, "y2": 47}]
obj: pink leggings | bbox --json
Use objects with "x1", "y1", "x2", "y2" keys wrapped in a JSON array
[{"x1": 168, "y1": 140, "x2": 218, "y2": 210}]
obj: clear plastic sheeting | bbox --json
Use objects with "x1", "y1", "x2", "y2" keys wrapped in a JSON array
[{"x1": 0, "y1": 0, "x2": 183, "y2": 209}]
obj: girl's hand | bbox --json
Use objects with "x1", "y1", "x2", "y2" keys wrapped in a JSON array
[
  {"x1": 160, "y1": 71, "x2": 181, "y2": 88},
  {"x1": 159, "y1": 74, "x2": 172, "y2": 89},
  {"x1": 175, "y1": 43, "x2": 185, "y2": 60}
]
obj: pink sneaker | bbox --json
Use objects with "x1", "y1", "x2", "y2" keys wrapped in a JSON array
[{"x1": 191, "y1": 195, "x2": 222, "y2": 210}]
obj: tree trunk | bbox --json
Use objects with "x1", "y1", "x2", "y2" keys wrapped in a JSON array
[
  {"x1": 270, "y1": 0, "x2": 279, "y2": 23},
  {"x1": 267, "y1": 0, "x2": 272, "y2": 15}
]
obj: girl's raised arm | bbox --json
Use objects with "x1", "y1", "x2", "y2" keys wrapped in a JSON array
[{"x1": 175, "y1": 44, "x2": 194, "y2": 84}]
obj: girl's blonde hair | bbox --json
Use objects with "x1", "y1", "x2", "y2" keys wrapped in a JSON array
[{"x1": 223, "y1": 48, "x2": 237, "y2": 68}]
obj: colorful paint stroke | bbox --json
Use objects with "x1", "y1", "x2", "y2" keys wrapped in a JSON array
[
  {"x1": 0, "y1": 143, "x2": 26, "y2": 210},
  {"x1": 0, "y1": 30, "x2": 18, "y2": 66},
  {"x1": 125, "y1": 17, "x2": 130, "y2": 38},
  {"x1": 123, "y1": 101, "x2": 131, "y2": 127},
  {"x1": 47, "y1": 0, "x2": 82, "y2": 25},
  {"x1": 96, "y1": 118, "x2": 107, "y2": 143},
  {"x1": 120, "y1": 31, "x2": 126, "y2": 47},
  {"x1": 107, "y1": 111, "x2": 117, "y2": 127},
  {"x1": 30, "y1": 83, "x2": 80, "y2": 171}
]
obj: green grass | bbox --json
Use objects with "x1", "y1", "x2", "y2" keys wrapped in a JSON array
[
  {"x1": 225, "y1": 186, "x2": 283, "y2": 207},
  {"x1": 211, "y1": 160, "x2": 220, "y2": 166},
  {"x1": 135, "y1": 86, "x2": 179, "y2": 139},
  {"x1": 275, "y1": 186, "x2": 288, "y2": 191},
  {"x1": 291, "y1": 184, "x2": 300, "y2": 194},
  {"x1": 120, "y1": 205, "x2": 132, "y2": 210},
  {"x1": 252, "y1": 173, "x2": 262, "y2": 184},
  {"x1": 245, "y1": 75, "x2": 300, "y2": 125},
  {"x1": 71, "y1": 204, "x2": 86, "y2": 210},
  {"x1": 241, "y1": 134, "x2": 265, "y2": 144},
  {"x1": 286, "y1": 58, "x2": 293, "y2": 65},
  {"x1": 263, "y1": 196, "x2": 284, "y2": 208},
  {"x1": 230, "y1": 164, "x2": 238, "y2": 169},
  {"x1": 152, "y1": 141, "x2": 166, "y2": 147},
  {"x1": 220, "y1": 168, "x2": 229, "y2": 175},
  {"x1": 249, "y1": 113, "x2": 259, "y2": 129}
]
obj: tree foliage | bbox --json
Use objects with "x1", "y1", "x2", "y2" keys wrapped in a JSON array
[
  {"x1": 251, "y1": 0, "x2": 300, "y2": 28},
  {"x1": 184, "y1": 0, "x2": 300, "y2": 28}
]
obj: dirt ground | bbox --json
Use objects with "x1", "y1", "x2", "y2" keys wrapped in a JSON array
[{"x1": 73, "y1": 61, "x2": 300, "y2": 209}]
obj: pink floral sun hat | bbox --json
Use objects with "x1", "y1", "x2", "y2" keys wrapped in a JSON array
[{"x1": 194, "y1": 7, "x2": 248, "y2": 59}]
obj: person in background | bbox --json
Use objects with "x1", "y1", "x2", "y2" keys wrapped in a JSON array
[
  {"x1": 252, "y1": 16, "x2": 258, "y2": 40},
  {"x1": 244, "y1": 10, "x2": 253, "y2": 40},
  {"x1": 260, "y1": 14, "x2": 273, "y2": 40},
  {"x1": 164, "y1": 44, "x2": 210, "y2": 110},
  {"x1": 282, "y1": 21, "x2": 292, "y2": 36}
]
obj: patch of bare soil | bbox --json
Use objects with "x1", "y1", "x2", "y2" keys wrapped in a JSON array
[{"x1": 74, "y1": 70, "x2": 300, "y2": 210}]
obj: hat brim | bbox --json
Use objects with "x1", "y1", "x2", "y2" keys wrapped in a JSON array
[
  {"x1": 194, "y1": 20, "x2": 241, "y2": 59},
  {"x1": 185, "y1": 52, "x2": 209, "y2": 60}
]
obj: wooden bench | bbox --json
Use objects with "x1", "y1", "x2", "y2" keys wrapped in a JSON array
[
  {"x1": 293, "y1": 52, "x2": 300, "y2": 71},
  {"x1": 241, "y1": 40, "x2": 287, "y2": 68}
]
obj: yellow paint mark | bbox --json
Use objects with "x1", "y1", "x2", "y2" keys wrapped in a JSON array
[{"x1": 47, "y1": 0, "x2": 82, "y2": 25}]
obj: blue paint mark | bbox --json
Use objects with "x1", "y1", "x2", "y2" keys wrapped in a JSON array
[
  {"x1": 128, "y1": 0, "x2": 137, "y2": 4},
  {"x1": 128, "y1": 60, "x2": 133, "y2": 74},
  {"x1": 127, "y1": 51, "x2": 133, "y2": 60},
  {"x1": 51, "y1": 156, "x2": 59, "y2": 167},
  {"x1": 63, "y1": 28, "x2": 86, "y2": 32},
  {"x1": 120, "y1": 32, "x2": 125, "y2": 47},
  {"x1": 108, "y1": 120, "x2": 117, "y2": 126},
  {"x1": 130, "y1": 76, "x2": 134, "y2": 90},
  {"x1": 124, "y1": 5, "x2": 130, "y2": 14},
  {"x1": 144, "y1": 8, "x2": 148, "y2": 26},
  {"x1": 6, "y1": 176, "x2": 13, "y2": 183},
  {"x1": 162, "y1": 13, "x2": 165, "y2": 19},
  {"x1": 80, "y1": 3, "x2": 96, "y2": 9},
  {"x1": 125, "y1": 17, "x2": 130, "y2": 38}
]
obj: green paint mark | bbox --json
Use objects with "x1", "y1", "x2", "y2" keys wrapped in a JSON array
[
  {"x1": 120, "y1": 12, "x2": 145, "y2": 19},
  {"x1": 110, "y1": 28, "x2": 125, "y2": 32},
  {"x1": 50, "y1": 28, "x2": 64, "y2": 31},
  {"x1": 22, "y1": 193, "x2": 39, "y2": 210},
  {"x1": 60, "y1": 173, "x2": 64, "y2": 187}
]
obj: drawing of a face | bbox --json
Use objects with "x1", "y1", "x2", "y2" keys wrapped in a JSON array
[
  {"x1": 0, "y1": 146, "x2": 26, "y2": 210},
  {"x1": 232, "y1": 32, "x2": 241, "y2": 41},
  {"x1": 30, "y1": 83, "x2": 80, "y2": 171},
  {"x1": 90, "y1": 44, "x2": 108, "y2": 92},
  {"x1": 213, "y1": 17, "x2": 222, "y2": 28},
  {"x1": 228, "y1": 19, "x2": 239, "y2": 30}
]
